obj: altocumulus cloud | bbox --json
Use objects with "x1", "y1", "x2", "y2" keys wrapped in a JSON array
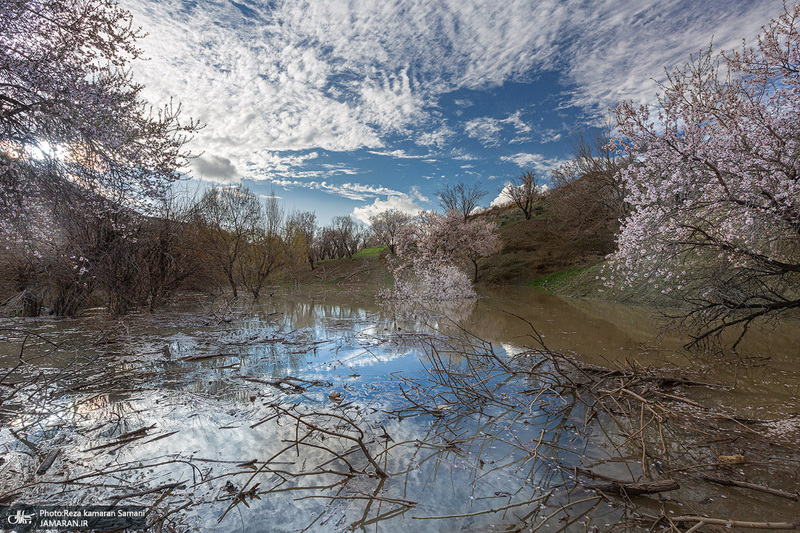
[
  {"x1": 501, "y1": 153, "x2": 566, "y2": 175},
  {"x1": 124, "y1": 0, "x2": 783, "y2": 208},
  {"x1": 128, "y1": 0, "x2": 562, "y2": 157}
]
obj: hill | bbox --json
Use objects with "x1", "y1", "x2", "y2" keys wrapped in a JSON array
[
  {"x1": 286, "y1": 246, "x2": 393, "y2": 289},
  {"x1": 475, "y1": 203, "x2": 615, "y2": 286}
]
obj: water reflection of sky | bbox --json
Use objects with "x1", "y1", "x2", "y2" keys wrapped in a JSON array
[{"x1": 0, "y1": 290, "x2": 798, "y2": 531}]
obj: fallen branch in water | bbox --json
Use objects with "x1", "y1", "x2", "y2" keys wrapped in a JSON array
[
  {"x1": 588, "y1": 478, "x2": 679, "y2": 497},
  {"x1": 36, "y1": 450, "x2": 60, "y2": 476},
  {"x1": 239, "y1": 375, "x2": 331, "y2": 393},
  {"x1": 178, "y1": 352, "x2": 247, "y2": 361},
  {"x1": 700, "y1": 473, "x2": 799, "y2": 501},
  {"x1": 671, "y1": 515, "x2": 800, "y2": 530},
  {"x1": 573, "y1": 467, "x2": 679, "y2": 496}
]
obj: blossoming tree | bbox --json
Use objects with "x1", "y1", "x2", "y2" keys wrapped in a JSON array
[
  {"x1": 383, "y1": 210, "x2": 500, "y2": 300},
  {"x1": 1, "y1": 0, "x2": 195, "y2": 210},
  {"x1": 0, "y1": 0, "x2": 197, "y2": 315},
  {"x1": 611, "y1": 4, "x2": 800, "y2": 345}
]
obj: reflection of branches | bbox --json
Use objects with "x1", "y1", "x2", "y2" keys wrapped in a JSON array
[
  {"x1": 2, "y1": 316, "x2": 798, "y2": 532},
  {"x1": 273, "y1": 404, "x2": 388, "y2": 479},
  {"x1": 388, "y1": 324, "x2": 800, "y2": 531}
]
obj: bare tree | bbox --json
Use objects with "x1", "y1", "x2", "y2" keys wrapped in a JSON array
[
  {"x1": 436, "y1": 180, "x2": 487, "y2": 220},
  {"x1": 134, "y1": 191, "x2": 201, "y2": 311},
  {"x1": 238, "y1": 193, "x2": 285, "y2": 300},
  {"x1": 369, "y1": 210, "x2": 412, "y2": 254},
  {"x1": 552, "y1": 117, "x2": 631, "y2": 221},
  {"x1": 330, "y1": 216, "x2": 359, "y2": 258},
  {"x1": 547, "y1": 118, "x2": 632, "y2": 253},
  {"x1": 314, "y1": 226, "x2": 336, "y2": 261},
  {"x1": 193, "y1": 185, "x2": 262, "y2": 298},
  {"x1": 285, "y1": 210, "x2": 317, "y2": 270},
  {"x1": 506, "y1": 171, "x2": 541, "y2": 220}
]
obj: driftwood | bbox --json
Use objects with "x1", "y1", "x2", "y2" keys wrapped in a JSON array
[
  {"x1": 672, "y1": 515, "x2": 800, "y2": 530},
  {"x1": 575, "y1": 467, "x2": 679, "y2": 496},
  {"x1": 178, "y1": 352, "x2": 246, "y2": 362},
  {"x1": 588, "y1": 478, "x2": 679, "y2": 496},
  {"x1": 700, "y1": 474, "x2": 799, "y2": 501},
  {"x1": 239, "y1": 375, "x2": 331, "y2": 393},
  {"x1": 36, "y1": 450, "x2": 61, "y2": 475}
]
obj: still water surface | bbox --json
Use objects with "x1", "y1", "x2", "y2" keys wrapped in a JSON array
[{"x1": 0, "y1": 287, "x2": 797, "y2": 531}]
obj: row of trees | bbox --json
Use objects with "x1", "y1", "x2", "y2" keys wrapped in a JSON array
[{"x1": 0, "y1": 182, "x2": 405, "y2": 315}]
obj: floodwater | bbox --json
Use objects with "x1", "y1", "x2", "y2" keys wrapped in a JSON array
[{"x1": 0, "y1": 287, "x2": 797, "y2": 532}]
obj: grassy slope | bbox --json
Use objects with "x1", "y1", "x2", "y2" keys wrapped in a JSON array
[
  {"x1": 289, "y1": 245, "x2": 393, "y2": 287},
  {"x1": 476, "y1": 205, "x2": 612, "y2": 286},
  {"x1": 285, "y1": 204, "x2": 616, "y2": 291}
]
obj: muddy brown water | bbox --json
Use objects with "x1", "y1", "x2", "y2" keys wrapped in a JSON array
[{"x1": 0, "y1": 287, "x2": 797, "y2": 532}]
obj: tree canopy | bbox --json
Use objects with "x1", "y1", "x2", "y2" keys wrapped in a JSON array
[
  {"x1": 610, "y1": 4, "x2": 800, "y2": 345},
  {"x1": 0, "y1": 0, "x2": 196, "y2": 218}
]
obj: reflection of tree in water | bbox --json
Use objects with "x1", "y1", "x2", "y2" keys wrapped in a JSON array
[
  {"x1": 378, "y1": 298, "x2": 478, "y2": 327},
  {"x1": 0, "y1": 304, "x2": 798, "y2": 531}
]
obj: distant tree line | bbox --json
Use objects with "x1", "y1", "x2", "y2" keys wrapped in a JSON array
[{"x1": 0, "y1": 0, "x2": 388, "y2": 317}]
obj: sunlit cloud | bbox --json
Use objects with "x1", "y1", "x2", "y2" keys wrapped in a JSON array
[
  {"x1": 367, "y1": 149, "x2": 426, "y2": 159},
  {"x1": 464, "y1": 117, "x2": 504, "y2": 147},
  {"x1": 351, "y1": 188, "x2": 428, "y2": 224},
  {"x1": 500, "y1": 153, "x2": 567, "y2": 175},
  {"x1": 123, "y1": 0, "x2": 783, "y2": 208}
]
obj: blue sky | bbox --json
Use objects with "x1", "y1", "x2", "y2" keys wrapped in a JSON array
[{"x1": 125, "y1": 0, "x2": 783, "y2": 224}]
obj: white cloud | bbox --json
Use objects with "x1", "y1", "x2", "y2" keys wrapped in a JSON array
[
  {"x1": 125, "y1": 0, "x2": 783, "y2": 189},
  {"x1": 452, "y1": 151, "x2": 478, "y2": 161},
  {"x1": 464, "y1": 110, "x2": 534, "y2": 146},
  {"x1": 320, "y1": 163, "x2": 359, "y2": 175},
  {"x1": 502, "y1": 111, "x2": 531, "y2": 134},
  {"x1": 359, "y1": 68, "x2": 430, "y2": 134},
  {"x1": 268, "y1": 178, "x2": 414, "y2": 202},
  {"x1": 559, "y1": 0, "x2": 783, "y2": 112},
  {"x1": 417, "y1": 126, "x2": 456, "y2": 148},
  {"x1": 490, "y1": 182, "x2": 549, "y2": 207},
  {"x1": 491, "y1": 184, "x2": 514, "y2": 207},
  {"x1": 351, "y1": 187, "x2": 428, "y2": 223},
  {"x1": 367, "y1": 149, "x2": 425, "y2": 159},
  {"x1": 127, "y1": 0, "x2": 567, "y2": 179},
  {"x1": 538, "y1": 130, "x2": 563, "y2": 144},
  {"x1": 464, "y1": 117, "x2": 504, "y2": 146},
  {"x1": 501, "y1": 153, "x2": 567, "y2": 174},
  {"x1": 351, "y1": 196, "x2": 421, "y2": 224}
]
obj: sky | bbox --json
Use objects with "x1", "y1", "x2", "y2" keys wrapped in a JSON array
[{"x1": 124, "y1": 0, "x2": 784, "y2": 224}]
